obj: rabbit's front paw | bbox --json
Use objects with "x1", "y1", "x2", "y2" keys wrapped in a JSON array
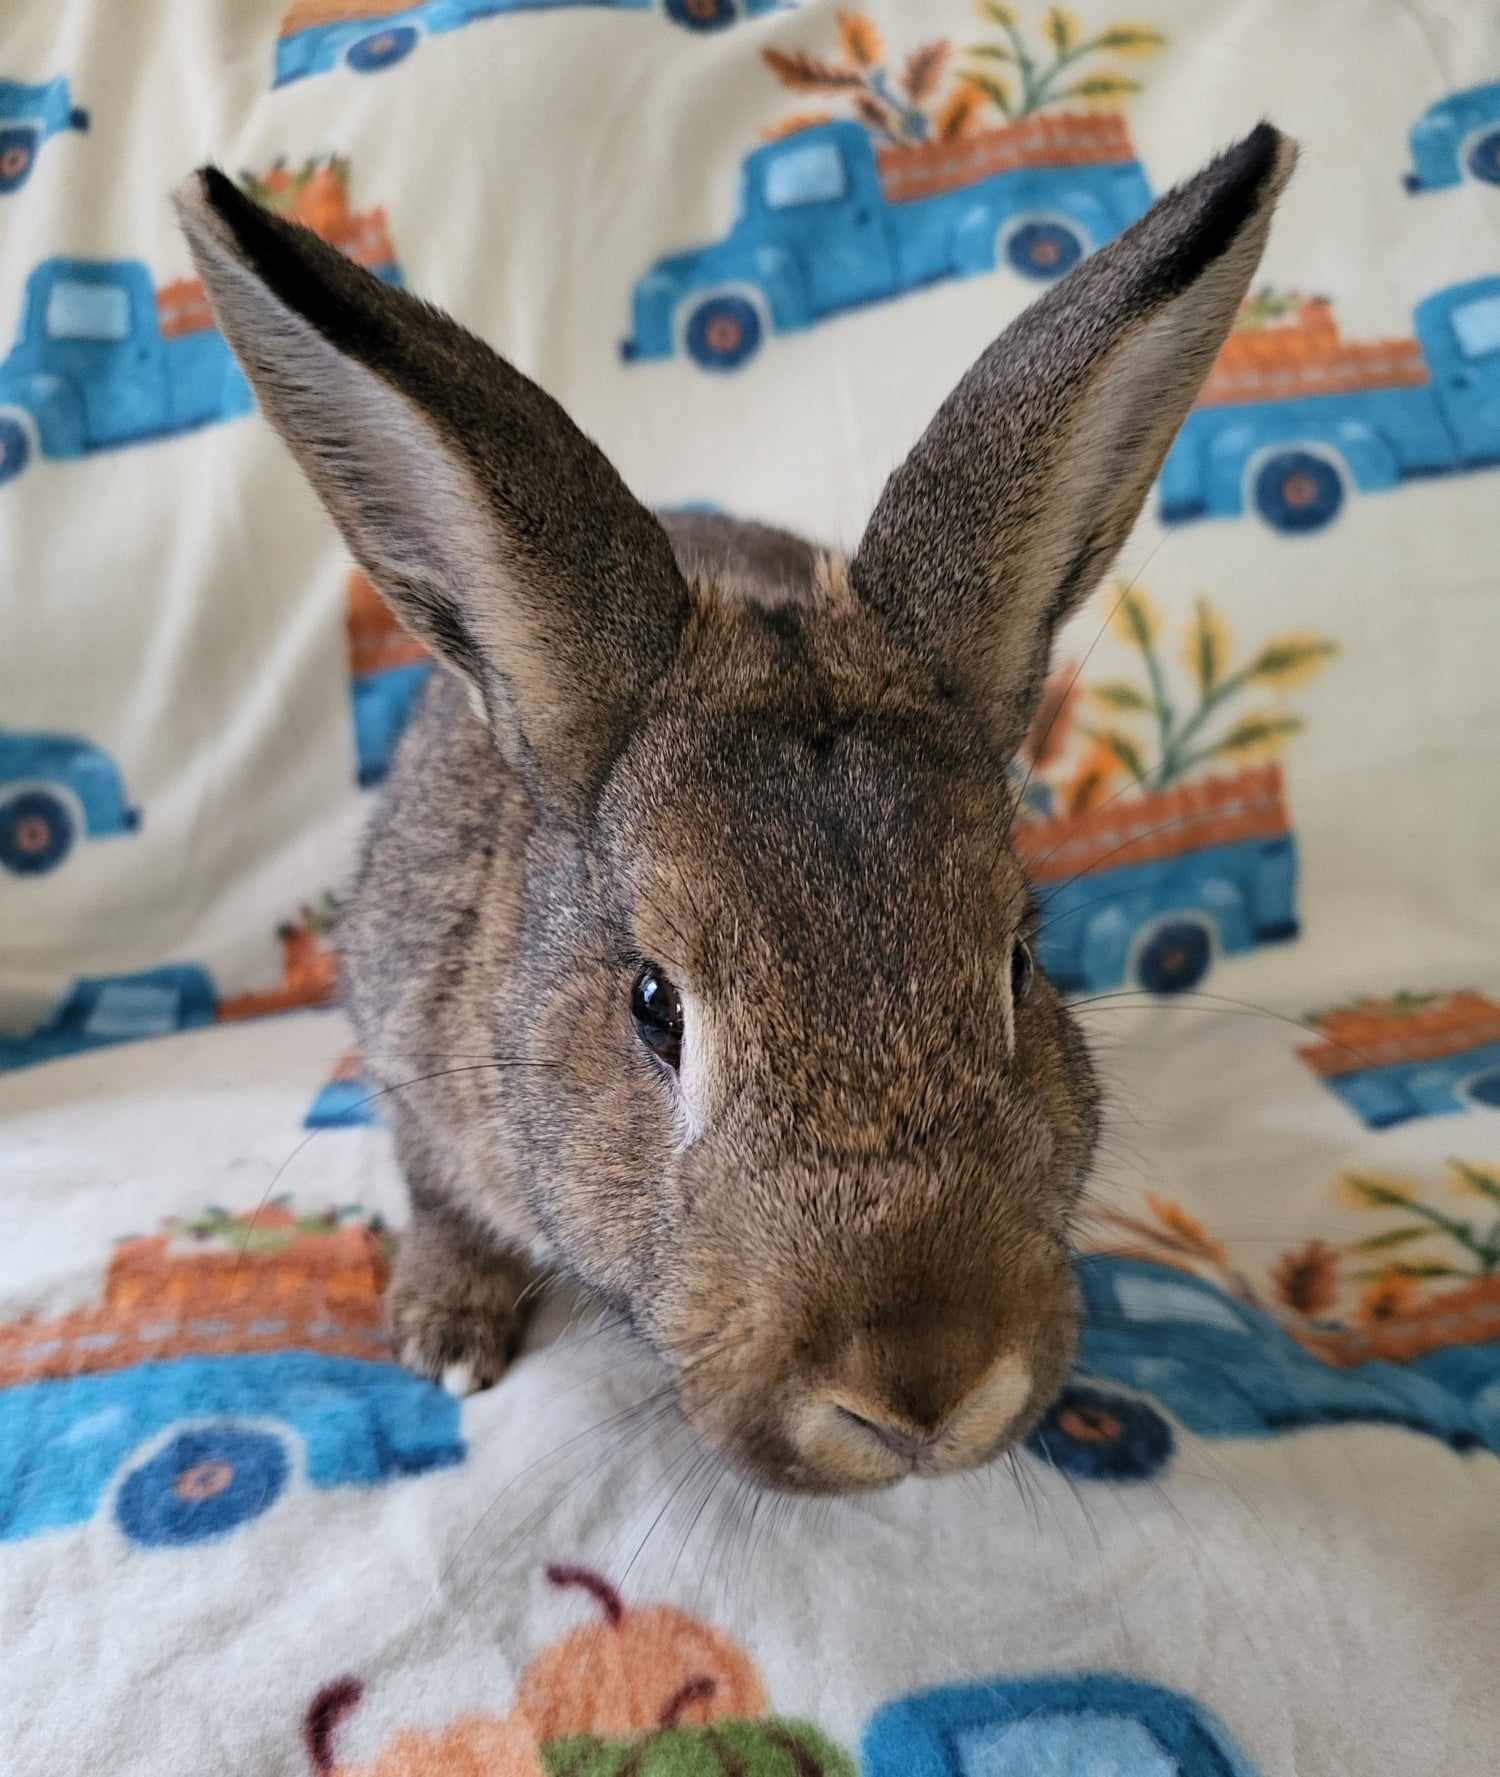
[{"x1": 386, "y1": 1222, "x2": 537, "y2": 1397}]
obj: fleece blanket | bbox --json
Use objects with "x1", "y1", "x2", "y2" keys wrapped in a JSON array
[{"x1": 3, "y1": 1, "x2": 1500, "y2": 1772}]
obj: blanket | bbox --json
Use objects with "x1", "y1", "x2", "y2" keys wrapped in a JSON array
[{"x1": 3, "y1": 2, "x2": 1499, "y2": 1772}]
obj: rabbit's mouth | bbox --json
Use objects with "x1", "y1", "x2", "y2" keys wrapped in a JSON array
[{"x1": 661, "y1": 1237, "x2": 1080, "y2": 1497}]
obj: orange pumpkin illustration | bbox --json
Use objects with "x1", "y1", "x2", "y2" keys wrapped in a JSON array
[
  {"x1": 305, "y1": 1679, "x2": 542, "y2": 1777},
  {"x1": 513, "y1": 1565, "x2": 766, "y2": 1742}
]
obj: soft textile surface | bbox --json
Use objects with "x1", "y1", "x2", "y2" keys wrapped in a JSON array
[{"x1": 3, "y1": 2, "x2": 1500, "y2": 1773}]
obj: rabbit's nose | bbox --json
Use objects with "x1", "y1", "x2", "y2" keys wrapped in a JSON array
[
  {"x1": 794, "y1": 1351, "x2": 1036, "y2": 1485},
  {"x1": 834, "y1": 1404, "x2": 934, "y2": 1463}
]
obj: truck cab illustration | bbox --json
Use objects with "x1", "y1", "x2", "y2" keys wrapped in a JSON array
[
  {"x1": 272, "y1": 0, "x2": 792, "y2": 85},
  {"x1": 0, "y1": 966, "x2": 219, "y2": 1072},
  {"x1": 1404, "y1": 80, "x2": 1500, "y2": 192},
  {"x1": 863, "y1": 1674, "x2": 1261, "y2": 1777},
  {"x1": 1028, "y1": 1255, "x2": 1500, "y2": 1482},
  {"x1": 1296, "y1": 991, "x2": 1500, "y2": 1127},
  {"x1": 0, "y1": 258, "x2": 253, "y2": 485},
  {"x1": 0, "y1": 75, "x2": 88, "y2": 195},
  {"x1": 0, "y1": 199, "x2": 397, "y2": 488},
  {"x1": 0, "y1": 726, "x2": 140, "y2": 875},
  {"x1": 1013, "y1": 765, "x2": 1297, "y2": 995},
  {"x1": 0, "y1": 1216, "x2": 462, "y2": 1545},
  {"x1": 621, "y1": 114, "x2": 1151, "y2": 370},
  {"x1": 1159, "y1": 277, "x2": 1500, "y2": 532}
]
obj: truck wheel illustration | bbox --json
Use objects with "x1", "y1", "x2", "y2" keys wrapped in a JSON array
[
  {"x1": 666, "y1": 0, "x2": 737, "y2": 28},
  {"x1": 1028, "y1": 1384, "x2": 1174, "y2": 1482},
  {"x1": 114, "y1": 1424, "x2": 291, "y2": 1547},
  {"x1": 1136, "y1": 917, "x2": 1213, "y2": 995},
  {"x1": 1001, "y1": 217, "x2": 1086, "y2": 281},
  {"x1": 1465, "y1": 1066, "x2": 1500, "y2": 1109},
  {"x1": 684, "y1": 293, "x2": 763, "y2": 370},
  {"x1": 346, "y1": 26, "x2": 418, "y2": 73},
  {"x1": 0, "y1": 126, "x2": 38, "y2": 194},
  {"x1": 1251, "y1": 448, "x2": 1345, "y2": 532},
  {"x1": 0, "y1": 411, "x2": 33, "y2": 486},
  {"x1": 1467, "y1": 128, "x2": 1500, "y2": 184},
  {"x1": 0, "y1": 786, "x2": 75, "y2": 875}
]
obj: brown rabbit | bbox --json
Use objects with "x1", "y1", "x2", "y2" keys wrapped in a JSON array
[{"x1": 176, "y1": 124, "x2": 1294, "y2": 1495}]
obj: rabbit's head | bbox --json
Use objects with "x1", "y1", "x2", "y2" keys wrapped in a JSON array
[{"x1": 178, "y1": 125, "x2": 1293, "y2": 1493}]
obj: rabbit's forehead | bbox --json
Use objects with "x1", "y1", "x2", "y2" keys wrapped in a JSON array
[{"x1": 609, "y1": 725, "x2": 1030, "y2": 977}]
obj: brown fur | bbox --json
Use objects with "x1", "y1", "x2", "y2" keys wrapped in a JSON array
[{"x1": 175, "y1": 125, "x2": 1294, "y2": 1493}]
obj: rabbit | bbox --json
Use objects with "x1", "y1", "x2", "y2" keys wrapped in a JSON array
[{"x1": 176, "y1": 121, "x2": 1294, "y2": 1496}]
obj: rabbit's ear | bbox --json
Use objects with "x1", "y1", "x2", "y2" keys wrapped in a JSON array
[
  {"x1": 175, "y1": 169, "x2": 689, "y2": 813},
  {"x1": 850, "y1": 124, "x2": 1296, "y2": 759}
]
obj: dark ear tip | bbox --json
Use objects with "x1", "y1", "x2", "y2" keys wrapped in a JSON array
[
  {"x1": 173, "y1": 165, "x2": 260, "y2": 245},
  {"x1": 1227, "y1": 120, "x2": 1299, "y2": 198}
]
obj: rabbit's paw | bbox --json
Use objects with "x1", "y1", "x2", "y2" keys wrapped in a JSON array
[{"x1": 386, "y1": 1223, "x2": 536, "y2": 1397}]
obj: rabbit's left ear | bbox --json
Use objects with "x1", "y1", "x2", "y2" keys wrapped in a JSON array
[
  {"x1": 851, "y1": 124, "x2": 1297, "y2": 758},
  {"x1": 174, "y1": 169, "x2": 690, "y2": 818}
]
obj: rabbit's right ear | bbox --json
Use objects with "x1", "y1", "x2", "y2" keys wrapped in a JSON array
[
  {"x1": 175, "y1": 170, "x2": 691, "y2": 816},
  {"x1": 851, "y1": 124, "x2": 1297, "y2": 760}
]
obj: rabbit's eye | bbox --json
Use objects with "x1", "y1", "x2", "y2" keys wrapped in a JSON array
[
  {"x1": 631, "y1": 966, "x2": 684, "y2": 1070},
  {"x1": 1011, "y1": 940, "x2": 1034, "y2": 1004}
]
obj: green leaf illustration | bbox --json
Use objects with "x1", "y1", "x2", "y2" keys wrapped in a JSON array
[
  {"x1": 1094, "y1": 26, "x2": 1167, "y2": 51},
  {"x1": 1088, "y1": 680, "x2": 1151, "y2": 711},
  {"x1": 1061, "y1": 74, "x2": 1142, "y2": 97},
  {"x1": 1078, "y1": 725, "x2": 1147, "y2": 781},
  {"x1": 964, "y1": 71, "x2": 1015, "y2": 115},
  {"x1": 1354, "y1": 1262, "x2": 1465, "y2": 1280},
  {"x1": 1043, "y1": 6, "x2": 1075, "y2": 51},
  {"x1": 1348, "y1": 1227, "x2": 1434, "y2": 1252},
  {"x1": 1208, "y1": 713, "x2": 1304, "y2": 758}
]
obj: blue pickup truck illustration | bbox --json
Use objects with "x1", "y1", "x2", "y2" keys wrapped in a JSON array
[
  {"x1": 0, "y1": 965, "x2": 220, "y2": 1073},
  {"x1": 0, "y1": 210, "x2": 398, "y2": 488},
  {"x1": 864, "y1": 1674, "x2": 1261, "y2": 1777},
  {"x1": 0, "y1": 1221, "x2": 462, "y2": 1545},
  {"x1": 1014, "y1": 764, "x2": 1297, "y2": 996},
  {"x1": 0, "y1": 258, "x2": 253, "y2": 487},
  {"x1": 1159, "y1": 277, "x2": 1500, "y2": 532},
  {"x1": 343, "y1": 569, "x2": 434, "y2": 787},
  {"x1": 1296, "y1": 990, "x2": 1500, "y2": 1128},
  {"x1": 1405, "y1": 80, "x2": 1500, "y2": 191},
  {"x1": 0, "y1": 75, "x2": 88, "y2": 195},
  {"x1": 0, "y1": 726, "x2": 140, "y2": 876},
  {"x1": 1027, "y1": 1255, "x2": 1500, "y2": 1483},
  {"x1": 273, "y1": 0, "x2": 791, "y2": 84},
  {"x1": 621, "y1": 113, "x2": 1152, "y2": 370}
]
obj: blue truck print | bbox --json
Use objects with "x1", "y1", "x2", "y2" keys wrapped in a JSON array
[
  {"x1": 0, "y1": 75, "x2": 88, "y2": 195},
  {"x1": 1026, "y1": 1255, "x2": 1500, "y2": 1483},
  {"x1": 1296, "y1": 991, "x2": 1500, "y2": 1128},
  {"x1": 864, "y1": 1674, "x2": 1261, "y2": 1777},
  {"x1": 0, "y1": 258, "x2": 253, "y2": 487},
  {"x1": 273, "y1": 0, "x2": 792, "y2": 84},
  {"x1": 1016, "y1": 765, "x2": 1297, "y2": 996},
  {"x1": 1310, "y1": 1041, "x2": 1500, "y2": 1128},
  {"x1": 620, "y1": 115, "x2": 1152, "y2": 370},
  {"x1": 0, "y1": 1222, "x2": 462, "y2": 1545},
  {"x1": 0, "y1": 726, "x2": 140, "y2": 876},
  {"x1": 353, "y1": 663, "x2": 432, "y2": 787},
  {"x1": 344, "y1": 568, "x2": 435, "y2": 787},
  {"x1": 0, "y1": 1354, "x2": 463, "y2": 1545},
  {"x1": 1405, "y1": 80, "x2": 1500, "y2": 192},
  {"x1": 307, "y1": 1054, "x2": 379, "y2": 1129},
  {"x1": 1159, "y1": 277, "x2": 1500, "y2": 532},
  {"x1": 0, "y1": 965, "x2": 220, "y2": 1073},
  {"x1": 0, "y1": 228, "x2": 400, "y2": 488}
]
